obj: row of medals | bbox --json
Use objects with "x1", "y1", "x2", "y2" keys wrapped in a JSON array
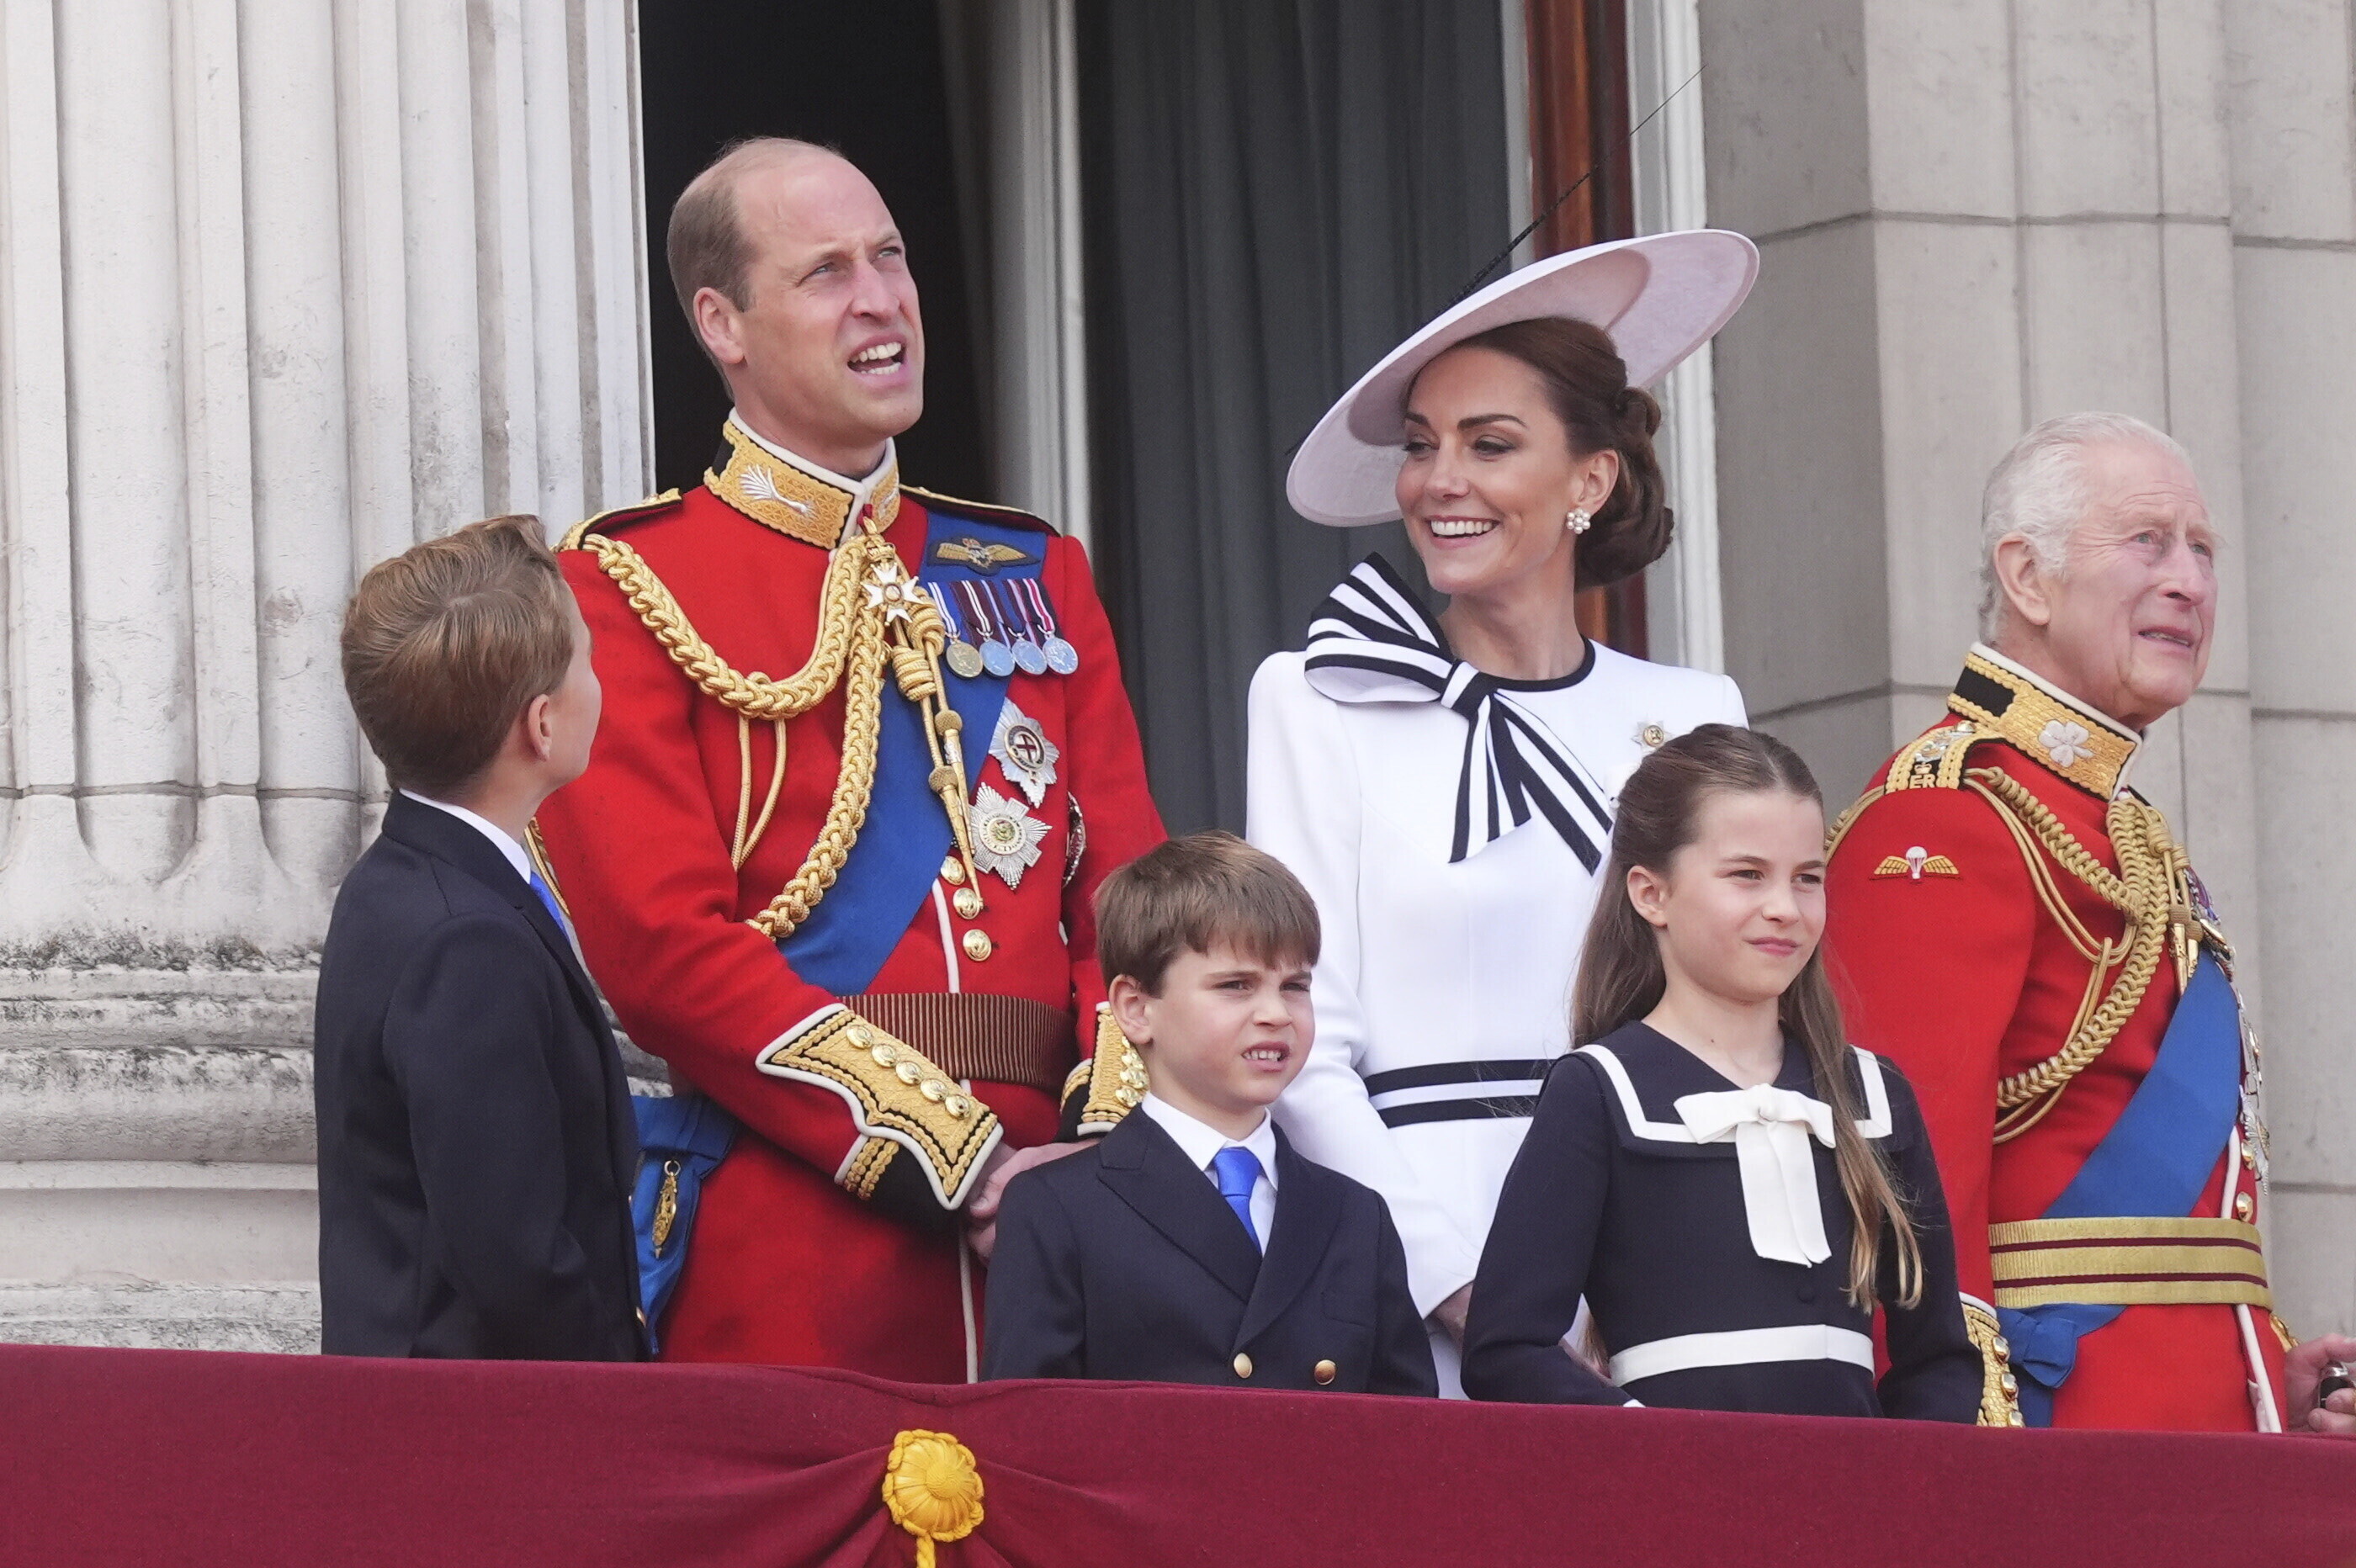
[{"x1": 924, "y1": 579, "x2": 1079, "y2": 680}]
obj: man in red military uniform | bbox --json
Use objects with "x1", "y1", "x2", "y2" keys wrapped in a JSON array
[
  {"x1": 533, "y1": 138, "x2": 1163, "y2": 1379},
  {"x1": 1828, "y1": 413, "x2": 2355, "y2": 1433}
]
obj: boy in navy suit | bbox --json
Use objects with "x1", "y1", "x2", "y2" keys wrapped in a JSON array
[
  {"x1": 981, "y1": 833, "x2": 1435, "y2": 1394},
  {"x1": 315, "y1": 515, "x2": 644, "y2": 1359}
]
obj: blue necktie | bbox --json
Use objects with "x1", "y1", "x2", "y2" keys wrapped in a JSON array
[
  {"x1": 1209, "y1": 1146, "x2": 1263, "y2": 1251},
  {"x1": 528, "y1": 866, "x2": 574, "y2": 943}
]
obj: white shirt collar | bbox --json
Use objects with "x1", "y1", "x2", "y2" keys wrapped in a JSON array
[
  {"x1": 1139, "y1": 1092, "x2": 1280, "y2": 1188},
  {"x1": 730, "y1": 411, "x2": 899, "y2": 522},
  {"x1": 400, "y1": 790, "x2": 534, "y2": 885}
]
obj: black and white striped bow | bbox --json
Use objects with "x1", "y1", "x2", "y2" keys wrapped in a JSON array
[{"x1": 1303, "y1": 555, "x2": 1615, "y2": 867}]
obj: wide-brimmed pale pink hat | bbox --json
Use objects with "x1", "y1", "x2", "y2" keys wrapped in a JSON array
[{"x1": 1286, "y1": 229, "x2": 1759, "y2": 527}]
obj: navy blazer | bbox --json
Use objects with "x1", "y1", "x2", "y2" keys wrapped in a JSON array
[
  {"x1": 313, "y1": 791, "x2": 644, "y2": 1359},
  {"x1": 981, "y1": 1110, "x2": 1436, "y2": 1395}
]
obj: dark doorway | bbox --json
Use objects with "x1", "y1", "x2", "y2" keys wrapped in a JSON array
[{"x1": 636, "y1": 0, "x2": 990, "y2": 500}]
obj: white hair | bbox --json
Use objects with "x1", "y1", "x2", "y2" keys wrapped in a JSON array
[{"x1": 1977, "y1": 411, "x2": 2194, "y2": 639}]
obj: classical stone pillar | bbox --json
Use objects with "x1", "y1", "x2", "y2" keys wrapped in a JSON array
[
  {"x1": 1698, "y1": 0, "x2": 2356, "y2": 1341},
  {"x1": 0, "y1": 0, "x2": 648, "y2": 1347},
  {"x1": 2226, "y1": 0, "x2": 2356, "y2": 1342}
]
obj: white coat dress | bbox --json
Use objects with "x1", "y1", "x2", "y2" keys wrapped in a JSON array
[{"x1": 1245, "y1": 563, "x2": 1746, "y2": 1394}]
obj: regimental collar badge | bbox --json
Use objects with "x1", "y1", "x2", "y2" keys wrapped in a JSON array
[
  {"x1": 706, "y1": 414, "x2": 900, "y2": 549},
  {"x1": 1945, "y1": 643, "x2": 2140, "y2": 799},
  {"x1": 990, "y1": 700, "x2": 1060, "y2": 807},
  {"x1": 1872, "y1": 845, "x2": 1960, "y2": 881},
  {"x1": 932, "y1": 535, "x2": 1036, "y2": 574},
  {"x1": 968, "y1": 782, "x2": 1049, "y2": 889}
]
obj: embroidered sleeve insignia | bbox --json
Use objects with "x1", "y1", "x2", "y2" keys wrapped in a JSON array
[
  {"x1": 932, "y1": 536, "x2": 1037, "y2": 574},
  {"x1": 1872, "y1": 845, "x2": 1961, "y2": 881}
]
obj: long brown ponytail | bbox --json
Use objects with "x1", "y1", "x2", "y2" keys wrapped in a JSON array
[{"x1": 1571, "y1": 723, "x2": 1924, "y2": 1310}]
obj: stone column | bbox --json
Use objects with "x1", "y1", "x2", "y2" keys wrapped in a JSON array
[
  {"x1": 2227, "y1": 0, "x2": 2356, "y2": 1339},
  {"x1": 1698, "y1": 0, "x2": 2356, "y2": 1338},
  {"x1": 0, "y1": 0, "x2": 649, "y2": 1348}
]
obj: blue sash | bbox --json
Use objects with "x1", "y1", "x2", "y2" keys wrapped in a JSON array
[
  {"x1": 629, "y1": 505, "x2": 1054, "y2": 1330},
  {"x1": 1999, "y1": 955, "x2": 2244, "y2": 1424},
  {"x1": 629, "y1": 1090, "x2": 736, "y2": 1353}
]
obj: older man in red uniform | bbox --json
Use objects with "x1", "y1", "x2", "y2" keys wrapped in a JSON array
[
  {"x1": 533, "y1": 139, "x2": 1162, "y2": 1379},
  {"x1": 1827, "y1": 413, "x2": 2355, "y2": 1433}
]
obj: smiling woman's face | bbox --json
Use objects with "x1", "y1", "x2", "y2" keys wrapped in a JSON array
[{"x1": 1394, "y1": 345, "x2": 1613, "y2": 604}]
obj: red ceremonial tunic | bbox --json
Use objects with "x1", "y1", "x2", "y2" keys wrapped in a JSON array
[
  {"x1": 536, "y1": 426, "x2": 1164, "y2": 1380},
  {"x1": 1825, "y1": 646, "x2": 2285, "y2": 1431}
]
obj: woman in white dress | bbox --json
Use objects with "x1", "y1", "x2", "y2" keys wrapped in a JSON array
[{"x1": 1247, "y1": 232, "x2": 1758, "y2": 1394}]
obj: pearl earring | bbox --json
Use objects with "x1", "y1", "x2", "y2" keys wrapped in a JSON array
[{"x1": 1565, "y1": 507, "x2": 1592, "y2": 535}]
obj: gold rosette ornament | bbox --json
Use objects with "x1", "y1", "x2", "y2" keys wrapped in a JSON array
[{"x1": 882, "y1": 1428, "x2": 984, "y2": 1566}]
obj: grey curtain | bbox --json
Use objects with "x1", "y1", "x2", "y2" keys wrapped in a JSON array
[{"x1": 1080, "y1": 0, "x2": 1511, "y2": 833}]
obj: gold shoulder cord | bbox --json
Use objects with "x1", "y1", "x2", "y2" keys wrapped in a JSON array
[
  {"x1": 577, "y1": 506, "x2": 984, "y2": 940},
  {"x1": 1965, "y1": 766, "x2": 2189, "y2": 1142}
]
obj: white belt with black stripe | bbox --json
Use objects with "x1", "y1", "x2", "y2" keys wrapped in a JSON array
[{"x1": 1362, "y1": 1058, "x2": 1555, "y2": 1128}]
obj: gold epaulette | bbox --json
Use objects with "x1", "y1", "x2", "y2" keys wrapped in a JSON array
[
  {"x1": 1073, "y1": 1003, "x2": 1148, "y2": 1133},
  {"x1": 1884, "y1": 721, "x2": 1982, "y2": 792},
  {"x1": 1824, "y1": 723, "x2": 1985, "y2": 856},
  {"x1": 558, "y1": 490, "x2": 682, "y2": 552},
  {"x1": 1960, "y1": 1298, "x2": 2025, "y2": 1427},
  {"x1": 902, "y1": 485, "x2": 1058, "y2": 537},
  {"x1": 756, "y1": 1005, "x2": 1000, "y2": 1208}
]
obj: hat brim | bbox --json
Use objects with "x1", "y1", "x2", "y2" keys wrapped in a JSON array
[{"x1": 1285, "y1": 230, "x2": 1759, "y2": 527}]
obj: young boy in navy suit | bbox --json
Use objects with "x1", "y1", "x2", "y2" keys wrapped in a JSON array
[
  {"x1": 981, "y1": 832, "x2": 1435, "y2": 1394},
  {"x1": 315, "y1": 515, "x2": 644, "y2": 1359}
]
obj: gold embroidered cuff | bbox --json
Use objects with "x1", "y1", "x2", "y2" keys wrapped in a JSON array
[
  {"x1": 1961, "y1": 1295, "x2": 2024, "y2": 1428},
  {"x1": 756, "y1": 1005, "x2": 1000, "y2": 1208},
  {"x1": 1075, "y1": 1003, "x2": 1148, "y2": 1133}
]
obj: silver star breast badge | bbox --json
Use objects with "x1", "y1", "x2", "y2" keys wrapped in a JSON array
[
  {"x1": 968, "y1": 782, "x2": 1049, "y2": 889},
  {"x1": 989, "y1": 700, "x2": 1060, "y2": 806}
]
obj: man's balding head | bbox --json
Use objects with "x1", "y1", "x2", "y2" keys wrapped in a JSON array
[
  {"x1": 666, "y1": 138, "x2": 926, "y2": 476},
  {"x1": 666, "y1": 137, "x2": 836, "y2": 321}
]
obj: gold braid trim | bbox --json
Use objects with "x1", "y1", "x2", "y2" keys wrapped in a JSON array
[
  {"x1": 580, "y1": 527, "x2": 980, "y2": 940},
  {"x1": 1965, "y1": 766, "x2": 2181, "y2": 1136},
  {"x1": 1961, "y1": 1299, "x2": 2025, "y2": 1427}
]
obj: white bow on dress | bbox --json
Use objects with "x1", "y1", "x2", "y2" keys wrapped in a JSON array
[{"x1": 1673, "y1": 1083, "x2": 1838, "y2": 1266}]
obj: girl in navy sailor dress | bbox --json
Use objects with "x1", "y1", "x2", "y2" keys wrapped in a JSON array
[{"x1": 1461, "y1": 725, "x2": 1981, "y2": 1419}]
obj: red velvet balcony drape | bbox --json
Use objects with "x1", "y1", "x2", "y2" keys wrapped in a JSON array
[{"x1": 3, "y1": 1344, "x2": 2349, "y2": 1566}]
